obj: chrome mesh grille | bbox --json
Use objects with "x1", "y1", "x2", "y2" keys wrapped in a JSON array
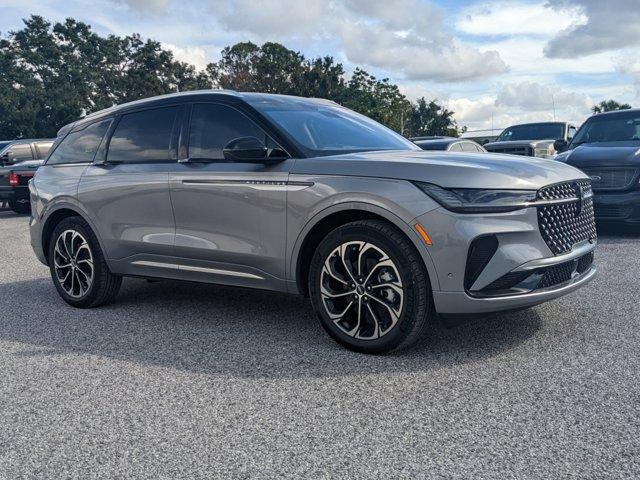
[{"x1": 537, "y1": 180, "x2": 597, "y2": 255}]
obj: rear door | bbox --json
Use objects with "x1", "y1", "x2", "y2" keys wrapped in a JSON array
[
  {"x1": 168, "y1": 102, "x2": 294, "y2": 289},
  {"x1": 79, "y1": 106, "x2": 182, "y2": 272}
]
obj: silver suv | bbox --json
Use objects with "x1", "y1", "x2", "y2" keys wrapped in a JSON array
[{"x1": 29, "y1": 91, "x2": 597, "y2": 353}]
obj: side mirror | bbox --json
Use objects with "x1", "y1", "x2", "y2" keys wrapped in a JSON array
[
  {"x1": 553, "y1": 139, "x2": 568, "y2": 153},
  {"x1": 223, "y1": 137, "x2": 268, "y2": 163}
]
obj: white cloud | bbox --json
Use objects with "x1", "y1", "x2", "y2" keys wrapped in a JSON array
[
  {"x1": 399, "y1": 84, "x2": 449, "y2": 102},
  {"x1": 456, "y1": 1, "x2": 585, "y2": 36},
  {"x1": 615, "y1": 52, "x2": 640, "y2": 98},
  {"x1": 545, "y1": 0, "x2": 640, "y2": 58},
  {"x1": 204, "y1": 0, "x2": 507, "y2": 82},
  {"x1": 446, "y1": 79, "x2": 598, "y2": 131},
  {"x1": 212, "y1": 0, "x2": 330, "y2": 39},
  {"x1": 338, "y1": 25, "x2": 506, "y2": 82},
  {"x1": 163, "y1": 43, "x2": 209, "y2": 70},
  {"x1": 496, "y1": 81, "x2": 590, "y2": 111},
  {"x1": 115, "y1": 0, "x2": 169, "y2": 12},
  {"x1": 448, "y1": 96, "x2": 500, "y2": 124},
  {"x1": 480, "y1": 36, "x2": 615, "y2": 76}
]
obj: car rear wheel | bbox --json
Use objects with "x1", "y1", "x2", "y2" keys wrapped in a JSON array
[
  {"x1": 8, "y1": 199, "x2": 30, "y2": 215},
  {"x1": 48, "y1": 216, "x2": 122, "y2": 308},
  {"x1": 309, "y1": 220, "x2": 432, "y2": 354}
]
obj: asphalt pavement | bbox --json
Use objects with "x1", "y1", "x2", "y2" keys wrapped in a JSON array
[{"x1": 0, "y1": 210, "x2": 638, "y2": 479}]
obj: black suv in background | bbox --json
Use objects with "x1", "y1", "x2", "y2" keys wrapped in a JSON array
[
  {"x1": 554, "y1": 109, "x2": 640, "y2": 226},
  {"x1": 484, "y1": 122, "x2": 577, "y2": 158},
  {"x1": 0, "y1": 139, "x2": 54, "y2": 213}
]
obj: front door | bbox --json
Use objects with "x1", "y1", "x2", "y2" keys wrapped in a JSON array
[{"x1": 169, "y1": 102, "x2": 294, "y2": 290}]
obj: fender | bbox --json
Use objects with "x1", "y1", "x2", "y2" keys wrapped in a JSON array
[
  {"x1": 39, "y1": 199, "x2": 111, "y2": 268},
  {"x1": 288, "y1": 200, "x2": 441, "y2": 294}
]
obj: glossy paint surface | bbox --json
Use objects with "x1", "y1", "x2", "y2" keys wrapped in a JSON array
[{"x1": 28, "y1": 91, "x2": 596, "y2": 314}]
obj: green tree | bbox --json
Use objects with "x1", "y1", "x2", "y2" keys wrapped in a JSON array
[
  {"x1": 592, "y1": 100, "x2": 632, "y2": 114},
  {"x1": 405, "y1": 97, "x2": 458, "y2": 138},
  {"x1": 207, "y1": 42, "x2": 260, "y2": 91},
  {"x1": 1, "y1": 18, "x2": 459, "y2": 139},
  {"x1": 207, "y1": 45, "x2": 411, "y2": 133},
  {"x1": 339, "y1": 68, "x2": 411, "y2": 133},
  {"x1": 0, "y1": 15, "x2": 211, "y2": 138}
]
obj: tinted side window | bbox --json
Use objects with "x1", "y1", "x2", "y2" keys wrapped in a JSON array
[
  {"x1": 108, "y1": 107, "x2": 178, "y2": 163},
  {"x1": 6, "y1": 144, "x2": 33, "y2": 162},
  {"x1": 189, "y1": 104, "x2": 265, "y2": 161},
  {"x1": 47, "y1": 119, "x2": 111, "y2": 165}
]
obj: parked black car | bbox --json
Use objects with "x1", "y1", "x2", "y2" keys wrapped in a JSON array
[
  {"x1": 413, "y1": 137, "x2": 487, "y2": 152},
  {"x1": 0, "y1": 139, "x2": 54, "y2": 213},
  {"x1": 554, "y1": 109, "x2": 640, "y2": 226},
  {"x1": 484, "y1": 122, "x2": 577, "y2": 158},
  {"x1": 4, "y1": 160, "x2": 41, "y2": 214}
]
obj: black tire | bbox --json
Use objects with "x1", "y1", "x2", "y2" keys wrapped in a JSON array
[
  {"x1": 9, "y1": 199, "x2": 30, "y2": 215},
  {"x1": 309, "y1": 220, "x2": 433, "y2": 354},
  {"x1": 48, "y1": 216, "x2": 122, "y2": 308}
]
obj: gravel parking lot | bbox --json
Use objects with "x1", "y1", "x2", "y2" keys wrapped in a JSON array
[{"x1": 0, "y1": 210, "x2": 638, "y2": 479}]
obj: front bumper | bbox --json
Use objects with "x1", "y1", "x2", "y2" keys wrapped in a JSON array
[
  {"x1": 593, "y1": 190, "x2": 640, "y2": 224},
  {"x1": 433, "y1": 265, "x2": 596, "y2": 314},
  {"x1": 414, "y1": 205, "x2": 596, "y2": 315}
]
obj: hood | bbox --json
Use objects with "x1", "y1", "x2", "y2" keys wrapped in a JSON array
[
  {"x1": 564, "y1": 142, "x2": 640, "y2": 168},
  {"x1": 484, "y1": 139, "x2": 553, "y2": 149},
  {"x1": 292, "y1": 150, "x2": 587, "y2": 190}
]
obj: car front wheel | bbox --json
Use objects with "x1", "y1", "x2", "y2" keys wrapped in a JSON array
[
  {"x1": 48, "y1": 216, "x2": 122, "y2": 308},
  {"x1": 309, "y1": 220, "x2": 432, "y2": 354}
]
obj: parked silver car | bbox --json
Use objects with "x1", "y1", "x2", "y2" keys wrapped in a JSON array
[{"x1": 29, "y1": 91, "x2": 597, "y2": 353}]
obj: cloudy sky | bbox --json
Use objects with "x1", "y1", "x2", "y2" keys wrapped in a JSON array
[{"x1": 2, "y1": 0, "x2": 639, "y2": 131}]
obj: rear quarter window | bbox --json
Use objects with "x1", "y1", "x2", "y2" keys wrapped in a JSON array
[{"x1": 47, "y1": 119, "x2": 112, "y2": 165}]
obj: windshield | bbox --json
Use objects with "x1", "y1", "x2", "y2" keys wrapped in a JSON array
[
  {"x1": 247, "y1": 96, "x2": 419, "y2": 157},
  {"x1": 497, "y1": 123, "x2": 564, "y2": 142},
  {"x1": 571, "y1": 111, "x2": 640, "y2": 146}
]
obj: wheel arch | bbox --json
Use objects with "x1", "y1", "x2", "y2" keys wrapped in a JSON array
[
  {"x1": 291, "y1": 202, "x2": 440, "y2": 296},
  {"x1": 41, "y1": 204, "x2": 105, "y2": 265}
]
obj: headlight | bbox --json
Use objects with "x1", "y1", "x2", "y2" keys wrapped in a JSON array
[
  {"x1": 534, "y1": 147, "x2": 551, "y2": 158},
  {"x1": 414, "y1": 182, "x2": 536, "y2": 213}
]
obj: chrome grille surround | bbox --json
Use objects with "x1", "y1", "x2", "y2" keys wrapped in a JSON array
[{"x1": 537, "y1": 180, "x2": 597, "y2": 255}]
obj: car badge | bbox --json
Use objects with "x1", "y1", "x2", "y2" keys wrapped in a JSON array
[{"x1": 576, "y1": 183, "x2": 584, "y2": 217}]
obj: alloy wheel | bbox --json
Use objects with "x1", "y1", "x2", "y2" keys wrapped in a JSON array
[
  {"x1": 53, "y1": 229, "x2": 94, "y2": 298},
  {"x1": 320, "y1": 241, "x2": 404, "y2": 340}
]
